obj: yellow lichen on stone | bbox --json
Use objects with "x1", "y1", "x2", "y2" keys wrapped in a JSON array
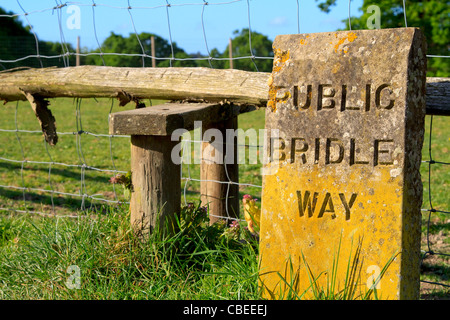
[
  {"x1": 347, "y1": 32, "x2": 357, "y2": 42},
  {"x1": 267, "y1": 85, "x2": 279, "y2": 111},
  {"x1": 268, "y1": 49, "x2": 290, "y2": 111},
  {"x1": 334, "y1": 32, "x2": 358, "y2": 53},
  {"x1": 272, "y1": 48, "x2": 290, "y2": 73}
]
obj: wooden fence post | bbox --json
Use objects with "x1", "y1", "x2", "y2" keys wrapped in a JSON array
[
  {"x1": 151, "y1": 35, "x2": 156, "y2": 68},
  {"x1": 76, "y1": 36, "x2": 80, "y2": 67},
  {"x1": 130, "y1": 135, "x2": 180, "y2": 237},
  {"x1": 201, "y1": 116, "x2": 239, "y2": 225},
  {"x1": 229, "y1": 38, "x2": 233, "y2": 69}
]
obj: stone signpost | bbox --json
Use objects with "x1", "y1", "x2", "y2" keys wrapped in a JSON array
[{"x1": 259, "y1": 28, "x2": 427, "y2": 299}]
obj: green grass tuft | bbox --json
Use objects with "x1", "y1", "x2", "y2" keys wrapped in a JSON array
[{"x1": 0, "y1": 203, "x2": 261, "y2": 299}]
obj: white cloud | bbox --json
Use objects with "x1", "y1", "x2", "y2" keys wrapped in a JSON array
[{"x1": 269, "y1": 16, "x2": 289, "y2": 27}]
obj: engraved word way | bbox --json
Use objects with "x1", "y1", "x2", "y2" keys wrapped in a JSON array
[{"x1": 296, "y1": 190, "x2": 358, "y2": 220}]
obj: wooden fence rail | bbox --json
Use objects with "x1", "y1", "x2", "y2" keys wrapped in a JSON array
[{"x1": 0, "y1": 66, "x2": 448, "y2": 114}]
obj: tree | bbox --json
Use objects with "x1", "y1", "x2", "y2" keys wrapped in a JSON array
[
  {"x1": 222, "y1": 28, "x2": 274, "y2": 72},
  {"x1": 83, "y1": 31, "x2": 195, "y2": 68},
  {"x1": 0, "y1": 7, "x2": 35, "y2": 68},
  {"x1": 0, "y1": 7, "x2": 76, "y2": 69},
  {"x1": 196, "y1": 28, "x2": 274, "y2": 72},
  {"x1": 195, "y1": 47, "x2": 224, "y2": 69},
  {"x1": 315, "y1": 0, "x2": 449, "y2": 77}
]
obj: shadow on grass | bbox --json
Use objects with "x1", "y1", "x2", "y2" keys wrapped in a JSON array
[
  {"x1": 0, "y1": 187, "x2": 121, "y2": 215},
  {"x1": 0, "y1": 160, "x2": 116, "y2": 184},
  {"x1": 425, "y1": 222, "x2": 450, "y2": 234},
  {"x1": 421, "y1": 258, "x2": 450, "y2": 283}
]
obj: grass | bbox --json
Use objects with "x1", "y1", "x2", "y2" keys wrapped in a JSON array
[
  {"x1": 421, "y1": 115, "x2": 450, "y2": 213},
  {"x1": 0, "y1": 98, "x2": 133, "y2": 213},
  {"x1": 0, "y1": 98, "x2": 448, "y2": 299},
  {"x1": 271, "y1": 238, "x2": 398, "y2": 300},
  {"x1": 0, "y1": 203, "x2": 260, "y2": 299}
]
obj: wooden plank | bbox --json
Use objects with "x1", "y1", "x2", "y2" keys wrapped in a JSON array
[
  {"x1": 425, "y1": 77, "x2": 450, "y2": 116},
  {"x1": 109, "y1": 102, "x2": 246, "y2": 136},
  {"x1": 0, "y1": 66, "x2": 269, "y2": 106},
  {"x1": 0, "y1": 66, "x2": 448, "y2": 115}
]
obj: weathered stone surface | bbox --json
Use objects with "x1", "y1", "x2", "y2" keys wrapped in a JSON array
[{"x1": 259, "y1": 28, "x2": 427, "y2": 300}]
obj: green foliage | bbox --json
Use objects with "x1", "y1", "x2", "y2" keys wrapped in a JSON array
[
  {"x1": 173, "y1": 202, "x2": 258, "y2": 259},
  {"x1": 0, "y1": 218, "x2": 20, "y2": 246},
  {"x1": 109, "y1": 171, "x2": 133, "y2": 200},
  {"x1": 0, "y1": 7, "x2": 35, "y2": 68},
  {"x1": 82, "y1": 28, "x2": 273, "y2": 71},
  {"x1": 315, "y1": 0, "x2": 338, "y2": 13},
  {"x1": 221, "y1": 28, "x2": 274, "y2": 72},
  {"x1": 109, "y1": 171, "x2": 132, "y2": 191},
  {"x1": 316, "y1": 0, "x2": 449, "y2": 77},
  {"x1": 0, "y1": 7, "x2": 76, "y2": 69},
  {"x1": 83, "y1": 31, "x2": 193, "y2": 67}
]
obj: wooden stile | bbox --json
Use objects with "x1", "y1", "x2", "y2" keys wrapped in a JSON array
[{"x1": 109, "y1": 102, "x2": 246, "y2": 235}]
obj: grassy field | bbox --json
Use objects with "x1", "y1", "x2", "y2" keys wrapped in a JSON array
[
  {"x1": 0, "y1": 98, "x2": 264, "y2": 214},
  {"x1": 0, "y1": 98, "x2": 448, "y2": 299},
  {"x1": 0, "y1": 204, "x2": 262, "y2": 299}
]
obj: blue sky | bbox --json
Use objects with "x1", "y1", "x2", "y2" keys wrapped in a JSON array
[{"x1": 1, "y1": 0, "x2": 364, "y2": 54}]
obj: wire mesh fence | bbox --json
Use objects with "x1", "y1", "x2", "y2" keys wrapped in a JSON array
[
  {"x1": 420, "y1": 114, "x2": 450, "y2": 293},
  {"x1": 0, "y1": 0, "x2": 448, "y2": 295}
]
